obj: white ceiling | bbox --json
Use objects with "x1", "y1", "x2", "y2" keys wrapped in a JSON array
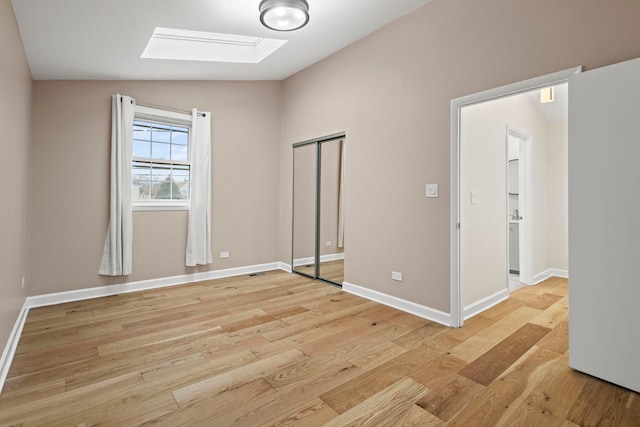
[{"x1": 11, "y1": 0, "x2": 433, "y2": 81}]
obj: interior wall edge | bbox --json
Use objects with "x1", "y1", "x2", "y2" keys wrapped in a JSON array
[
  {"x1": 0, "y1": 300, "x2": 29, "y2": 395},
  {"x1": 463, "y1": 288, "x2": 510, "y2": 321}
]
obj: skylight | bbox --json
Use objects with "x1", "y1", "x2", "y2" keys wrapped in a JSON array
[{"x1": 141, "y1": 27, "x2": 287, "y2": 63}]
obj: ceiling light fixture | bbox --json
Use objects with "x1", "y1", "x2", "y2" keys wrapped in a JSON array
[
  {"x1": 540, "y1": 86, "x2": 554, "y2": 104},
  {"x1": 259, "y1": 0, "x2": 309, "y2": 32}
]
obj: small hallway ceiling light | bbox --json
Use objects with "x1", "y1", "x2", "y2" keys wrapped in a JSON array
[
  {"x1": 540, "y1": 86, "x2": 554, "y2": 104},
  {"x1": 259, "y1": 0, "x2": 310, "y2": 32}
]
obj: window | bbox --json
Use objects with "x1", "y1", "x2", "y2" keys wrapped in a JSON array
[{"x1": 131, "y1": 106, "x2": 192, "y2": 210}]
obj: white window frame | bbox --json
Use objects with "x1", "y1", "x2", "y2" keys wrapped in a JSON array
[{"x1": 132, "y1": 105, "x2": 192, "y2": 211}]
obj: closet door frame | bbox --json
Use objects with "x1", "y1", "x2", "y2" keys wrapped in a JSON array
[{"x1": 292, "y1": 132, "x2": 345, "y2": 286}]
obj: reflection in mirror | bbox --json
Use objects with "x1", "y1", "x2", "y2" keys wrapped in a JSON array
[
  {"x1": 318, "y1": 139, "x2": 344, "y2": 284},
  {"x1": 292, "y1": 143, "x2": 317, "y2": 277}
]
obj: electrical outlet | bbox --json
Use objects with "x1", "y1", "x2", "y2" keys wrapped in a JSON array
[
  {"x1": 325, "y1": 241, "x2": 332, "y2": 247},
  {"x1": 392, "y1": 271, "x2": 403, "y2": 282},
  {"x1": 220, "y1": 251, "x2": 230, "y2": 259}
]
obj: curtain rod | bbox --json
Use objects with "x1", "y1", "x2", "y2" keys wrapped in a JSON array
[{"x1": 123, "y1": 97, "x2": 206, "y2": 117}]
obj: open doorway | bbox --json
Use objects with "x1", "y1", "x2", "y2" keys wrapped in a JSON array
[
  {"x1": 450, "y1": 67, "x2": 578, "y2": 327},
  {"x1": 507, "y1": 127, "x2": 531, "y2": 292}
]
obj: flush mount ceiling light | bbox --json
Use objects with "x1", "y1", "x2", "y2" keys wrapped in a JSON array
[{"x1": 259, "y1": 0, "x2": 309, "y2": 32}]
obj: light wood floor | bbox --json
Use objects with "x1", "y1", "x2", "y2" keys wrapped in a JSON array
[{"x1": 1, "y1": 272, "x2": 639, "y2": 426}]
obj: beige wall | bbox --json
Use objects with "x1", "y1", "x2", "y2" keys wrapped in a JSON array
[
  {"x1": 546, "y1": 121, "x2": 569, "y2": 271},
  {"x1": 280, "y1": 0, "x2": 640, "y2": 312},
  {"x1": 532, "y1": 115, "x2": 569, "y2": 275},
  {"x1": 0, "y1": 0, "x2": 32, "y2": 347},
  {"x1": 29, "y1": 80, "x2": 282, "y2": 295}
]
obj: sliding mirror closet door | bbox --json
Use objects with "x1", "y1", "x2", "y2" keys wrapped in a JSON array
[
  {"x1": 318, "y1": 138, "x2": 344, "y2": 284},
  {"x1": 292, "y1": 143, "x2": 317, "y2": 277},
  {"x1": 292, "y1": 133, "x2": 345, "y2": 286}
]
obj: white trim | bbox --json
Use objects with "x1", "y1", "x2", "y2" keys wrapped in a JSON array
[
  {"x1": 450, "y1": 98, "x2": 462, "y2": 327},
  {"x1": 292, "y1": 252, "x2": 345, "y2": 267},
  {"x1": 343, "y1": 282, "x2": 452, "y2": 327},
  {"x1": 533, "y1": 268, "x2": 569, "y2": 285},
  {"x1": 28, "y1": 262, "x2": 285, "y2": 309},
  {"x1": 450, "y1": 65, "x2": 582, "y2": 328},
  {"x1": 132, "y1": 204, "x2": 189, "y2": 211},
  {"x1": 134, "y1": 104, "x2": 192, "y2": 124},
  {"x1": 0, "y1": 300, "x2": 29, "y2": 394},
  {"x1": 463, "y1": 288, "x2": 510, "y2": 321},
  {"x1": 507, "y1": 126, "x2": 534, "y2": 286},
  {"x1": 277, "y1": 261, "x2": 292, "y2": 273}
]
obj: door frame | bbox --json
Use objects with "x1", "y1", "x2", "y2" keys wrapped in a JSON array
[
  {"x1": 506, "y1": 126, "x2": 532, "y2": 286},
  {"x1": 449, "y1": 66, "x2": 581, "y2": 328}
]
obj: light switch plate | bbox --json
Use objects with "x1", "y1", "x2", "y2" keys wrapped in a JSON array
[{"x1": 426, "y1": 184, "x2": 438, "y2": 198}]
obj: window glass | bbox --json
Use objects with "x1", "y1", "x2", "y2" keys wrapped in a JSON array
[{"x1": 132, "y1": 118, "x2": 190, "y2": 207}]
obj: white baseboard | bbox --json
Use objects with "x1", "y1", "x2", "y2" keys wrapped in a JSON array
[
  {"x1": 342, "y1": 282, "x2": 452, "y2": 327},
  {"x1": 533, "y1": 268, "x2": 569, "y2": 285},
  {"x1": 292, "y1": 253, "x2": 345, "y2": 267},
  {"x1": 0, "y1": 300, "x2": 29, "y2": 394},
  {"x1": 463, "y1": 288, "x2": 510, "y2": 321},
  {"x1": 28, "y1": 262, "x2": 285, "y2": 309},
  {"x1": 276, "y1": 261, "x2": 292, "y2": 273},
  {"x1": 0, "y1": 261, "x2": 290, "y2": 393}
]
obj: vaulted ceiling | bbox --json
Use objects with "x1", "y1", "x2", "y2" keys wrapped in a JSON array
[{"x1": 11, "y1": 0, "x2": 432, "y2": 80}]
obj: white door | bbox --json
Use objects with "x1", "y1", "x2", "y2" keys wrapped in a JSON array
[{"x1": 569, "y1": 57, "x2": 640, "y2": 393}]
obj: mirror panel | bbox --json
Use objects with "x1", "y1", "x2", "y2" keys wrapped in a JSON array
[
  {"x1": 318, "y1": 139, "x2": 344, "y2": 284},
  {"x1": 292, "y1": 143, "x2": 317, "y2": 277}
]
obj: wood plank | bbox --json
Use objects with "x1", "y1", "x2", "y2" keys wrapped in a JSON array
[
  {"x1": 350, "y1": 341, "x2": 408, "y2": 371},
  {"x1": 537, "y1": 319, "x2": 569, "y2": 354},
  {"x1": 529, "y1": 295, "x2": 569, "y2": 328},
  {"x1": 394, "y1": 404, "x2": 444, "y2": 426},
  {"x1": 527, "y1": 292, "x2": 564, "y2": 310},
  {"x1": 142, "y1": 379, "x2": 275, "y2": 426},
  {"x1": 270, "y1": 398, "x2": 339, "y2": 426},
  {"x1": 566, "y1": 376, "x2": 640, "y2": 426},
  {"x1": 478, "y1": 297, "x2": 526, "y2": 321},
  {"x1": 415, "y1": 373, "x2": 484, "y2": 422},
  {"x1": 172, "y1": 348, "x2": 305, "y2": 407},
  {"x1": 47, "y1": 391, "x2": 178, "y2": 427},
  {"x1": 447, "y1": 347, "x2": 561, "y2": 426},
  {"x1": 391, "y1": 321, "x2": 448, "y2": 351},
  {"x1": 459, "y1": 323, "x2": 551, "y2": 386},
  {"x1": 213, "y1": 361, "x2": 365, "y2": 426},
  {"x1": 65, "y1": 328, "x2": 234, "y2": 391},
  {"x1": 499, "y1": 353, "x2": 587, "y2": 426},
  {"x1": 320, "y1": 347, "x2": 437, "y2": 414},
  {"x1": 477, "y1": 306, "x2": 544, "y2": 341},
  {"x1": 322, "y1": 377, "x2": 431, "y2": 427},
  {"x1": 266, "y1": 325, "x2": 408, "y2": 390},
  {"x1": 0, "y1": 372, "x2": 144, "y2": 427}
]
